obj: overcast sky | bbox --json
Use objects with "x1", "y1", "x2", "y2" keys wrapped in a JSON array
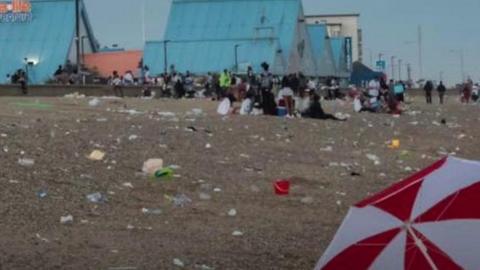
[{"x1": 84, "y1": 0, "x2": 480, "y2": 85}]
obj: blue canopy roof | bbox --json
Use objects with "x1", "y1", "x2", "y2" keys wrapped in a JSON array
[
  {"x1": 0, "y1": 0, "x2": 96, "y2": 84},
  {"x1": 144, "y1": 0, "x2": 309, "y2": 75},
  {"x1": 307, "y1": 24, "x2": 336, "y2": 77}
]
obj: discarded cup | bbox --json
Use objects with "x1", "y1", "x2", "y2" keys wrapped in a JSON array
[
  {"x1": 37, "y1": 190, "x2": 47, "y2": 199},
  {"x1": 274, "y1": 180, "x2": 290, "y2": 195}
]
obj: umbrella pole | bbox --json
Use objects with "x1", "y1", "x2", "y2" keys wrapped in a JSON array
[{"x1": 406, "y1": 225, "x2": 439, "y2": 270}]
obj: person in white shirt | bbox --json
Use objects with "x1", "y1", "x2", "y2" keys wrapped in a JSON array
[
  {"x1": 278, "y1": 77, "x2": 295, "y2": 118},
  {"x1": 123, "y1": 71, "x2": 134, "y2": 85},
  {"x1": 111, "y1": 70, "x2": 123, "y2": 97}
]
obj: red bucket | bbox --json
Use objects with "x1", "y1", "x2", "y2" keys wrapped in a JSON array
[{"x1": 274, "y1": 180, "x2": 290, "y2": 195}]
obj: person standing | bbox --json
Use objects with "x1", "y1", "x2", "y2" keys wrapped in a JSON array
[
  {"x1": 424, "y1": 81, "x2": 434, "y2": 104},
  {"x1": 437, "y1": 81, "x2": 447, "y2": 104},
  {"x1": 219, "y1": 69, "x2": 231, "y2": 99},
  {"x1": 111, "y1": 70, "x2": 124, "y2": 97}
]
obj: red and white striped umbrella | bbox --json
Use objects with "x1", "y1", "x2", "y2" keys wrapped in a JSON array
[{"x1": 315, "y1": 157, "x2": 480, "y2": 270}]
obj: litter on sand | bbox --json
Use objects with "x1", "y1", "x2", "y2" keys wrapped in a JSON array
[{"x1": 88, "y1": 150, "x2": 106, "y2": 161}]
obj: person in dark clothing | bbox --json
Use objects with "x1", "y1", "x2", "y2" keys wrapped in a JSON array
[
  {"x1": 303, "y1": 94, "x2": 345, "y2": 121},
  {"x1": 424, "y1": 81, "x2": 434, "y2": 104},
  {"x1": 437, "y1": 81, "x2": 447, "y2": 104}
]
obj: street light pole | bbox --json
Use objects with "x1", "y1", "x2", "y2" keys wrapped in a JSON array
[
  {"x1": 391, "y1": 56, "x2": 396, "y2": 81},
  {"x1": 163, "y1": 40, "x2": 170, "y2": 75},
  {"x1": 75, "y1": 0, "x2": 80, "y2": 71},
  {"x1": 234, "y1": 44, "x2": 241, "y2": 72},
  {"x1": 398, "y1": 59, "x2": 402, "y2": 81}
]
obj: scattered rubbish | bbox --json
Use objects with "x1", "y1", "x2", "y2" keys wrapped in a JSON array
[
  {"x1": 228, "y1": 209, "x2": 237, "y2": 217},
  {"x1": 122, "y1": 182, "x2": 133, "y2": 188},
  {"x1": 35, "y1": 233, "x2": 49, "y2": 243},
  {"x1": 8, "y1": 180, "x2": 19, "y2": 184},
  {"x1": 173, "y1": 194, "x2": 192, "y2": 207},
  {"x1": 18, "y1": 158, "x2": 35, "y2": 167},
  {"x1": 432, "y1": 121, "x2": 441, "y2": 126},
  {"x1": 60, "y1": 214, "x2": 74, "y2": 225},
  {"x1": 205, "y1": 143, "x2": 212, "y2": 149},
  {"x1": 86, "y1": 192, "x2": 107, "y2": 203},
  {"x1": 88, "y1": 98, "x2": 101, "y2": 107},
  {"x1": 320, "y1": 146, "x2": 333, "y2": 152},
  {"x1": 404, "y1": 167, "x2": 413, "y2": 172},
  {"x1": 336, "y1": 200, "x2": 342, "y2": 206},
  {"x1": 126, "y1": 224, "x2": 135, "y2": 230},
  {"x1": 213, "y1": 188, "x2": 222, "y2": 193},
  {"x1": 169, "y1": 164, "x2": 181, "y2": 169},
  {"x1": 191, "y1": 108, "x2": 203, "y2": 115},
  {"x1": 0, "y1": 133, "x2": 7, "y2": 138},
  {"x1": 128, "y1": 135, "x2": 139, "y2": 141},
  {"x1": 232, "y1": 230, "x2": 244, "y2": 237},
  {"x1": 173, "y1": 258, "x2": 185, "y2": 268},
  {"x1": 96, "y1": 118, "x2": 108, "y2": 122},
  {"x1": 195, "y1": 264, "x2": 214, "y2": 270},
  {"x1": 186, "y1": 126, "x2": 197, "y2": 132},
  {"x1": 301, "y1": 197, "x2": 314, "y2": 204},
  {"x1": 274, "y1": 180, "x2": 290, "y2": 195},
  {"x1": 441, "y1": 119, "x2": 447, "y2": 125},
  {"x1": 13, "y1": 102, "x2": 52, "y2": 110},
  {"x1": 388, "y1": 139, "x2": 400, "y2": 149},
  {"x1": 457, "y1": 134, "x2": 466, "y2": 140},
  {"x1": 142, "y1": 159, "x2": 164, "y2": 175},
  {"x1": 37, "y1": 190, "x2": 47, "y2": 199},
  {"x1": 64, "y1": 92, "x2": 85, "y2": 99},
  {"x1": 158, "y1": 112, "x2": 176, "y2": 117},
  {"x1": 154, "y1": 168, "x2": 174, "y2": 179},
  {"x1": 350, "y1": 172, "x2": 362, "y2": 177},
  {"x1": 88, "y1": 150, "x2": 105, "y2": 161},
  {"x1": 366, "y1": 154, "x2": 381, "y2": 165},
  {"x1": 199, "y1": 192, "x2": 212, "y2": 201},
  {"x1": 142, "y1": 208, "x2": 162, "y2": 215},
  {"x1": 239, "y1": 153, "x2": 250, "y2": 158}
]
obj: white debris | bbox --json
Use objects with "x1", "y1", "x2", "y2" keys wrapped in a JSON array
[
  {"x1": 18, "y1": 158, "x2": 35, "y2": 167},
  {"x1": 88, "y1": 98, "x2": 101, "y2": 107},
  {"x1": 213, "y1": 188, "x2": 222, "y2": 193},
  {"x1": 320, "y1": 146, "x2": 333, "y2": 152},
  {"x1": 60, "y1": 214, "x2": 74, "y2": 225},
  {"x1": 158, "y1": 112, "x2": 176, "y2": 117},
  {"x1": 173, "y1": 258, "x2": 185, "y2": 268},
  {"x1": 366, "y1": 154, "x2": 381, "y2": 165},
  {"x1": 205, "y1": 143, "x2": 212, "y2": 149},
  {"x1": 301, "y1": 197, "x2": 314, "y2": 204},
  {"x1": 232, "y1": 230, "x2": 244, "y2": 237},
  {"x1": 228, "y1": 209, "x2": 237, "y2": 217},
  {"x1": 142, "y1": 159, "x2": 163, "y2": 175},
  {"x1": 128, "y1": 135, "x2": 139, "y2": 141}
]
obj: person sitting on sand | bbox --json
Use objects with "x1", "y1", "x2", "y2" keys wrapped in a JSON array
[{"x1": 303, "y1": 94, "x2": 345, "y2": 121}]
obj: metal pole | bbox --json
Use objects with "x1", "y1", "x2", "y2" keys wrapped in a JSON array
[
  {"x1": 460, "y1": 49, "x2": 465, "y2": 82},
  {"x1": 398, "y1": 59, "x2": 402, "y2": 80},
  {"x1": 418, "y1": 25, "x2": 423, "y2": 80},
  {"x1": 391, "y1": 56, "x2": 396, "y2": 81},
  {"x1": 75, "y1": 0, "x2": 80, "y2": 70},
  {"x1": 407, "y1": 64, "x2": 412, "y2": 83},
  {"x1": 234, "y1": 45, "x2": 240, "y2": 72},
  {"x1": 163, "y1": 40, "x2": 169, "y2": 75}
]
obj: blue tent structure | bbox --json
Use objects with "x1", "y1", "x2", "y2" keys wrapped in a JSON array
[
  {"x1": 307, "y1": 24, "x2": 336, "y2": 77},
  {"x1": 144, "y1": 0, "x2": 317, "y2": 76},
  {"x1": 0, "y1": 0, "x2": 98, "y2": 84},
  {"x1": 350, "y1": 61, "x2": 384, "y2": 86}
]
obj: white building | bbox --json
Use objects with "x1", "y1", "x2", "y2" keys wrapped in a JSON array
[{"x1": 305, "y1": 14, "x2": 362, "y2": 63}]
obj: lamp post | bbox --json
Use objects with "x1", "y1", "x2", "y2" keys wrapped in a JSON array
[
  {"x1": 75, "y1": 0, "x2": 80, "y2": 71},
  {"x1": 234, "y1": 44, "x2": 241, "y2": 72},
  {"x1": 398, "y1": 59, "x2": 402, "y2": 81},
  {"x1": 391, "y1": 56, "x2": 396, "y2": 81},
  {"x1": 163, "y1": 40, "x2": 171, "y2": 75}
]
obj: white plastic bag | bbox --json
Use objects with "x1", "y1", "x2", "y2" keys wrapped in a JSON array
[{"x1": 217, "y1": 98, "x2": 231, "y2": 115}]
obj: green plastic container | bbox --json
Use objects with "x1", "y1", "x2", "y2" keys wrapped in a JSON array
[{"x1": 154, "y1": 168, "x2": 174, "y2": 179}]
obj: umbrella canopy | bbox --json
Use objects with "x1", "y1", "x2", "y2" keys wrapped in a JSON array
[{"x1": 315, "y1": 157, "x2": 480, "y2": 270}]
